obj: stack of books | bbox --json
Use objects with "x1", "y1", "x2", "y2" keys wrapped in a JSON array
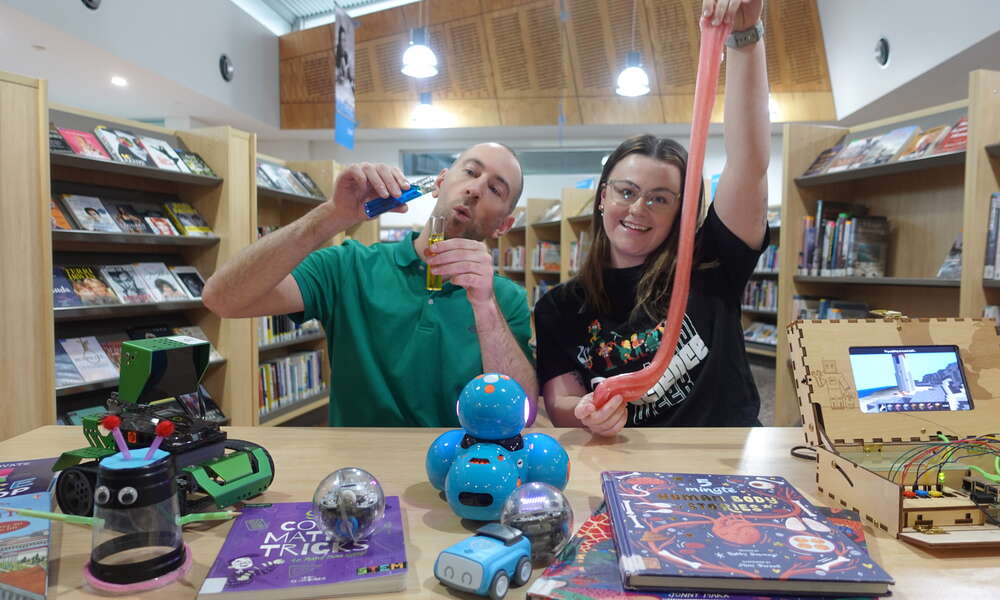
[{"x1": 528, "y1": 471, "x2": 893, "y2": 599}]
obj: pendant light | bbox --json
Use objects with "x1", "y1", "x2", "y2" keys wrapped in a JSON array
[
  {"x1": 401, "y1": 2, "x2": 438, "y2": 79},
  {"x1": 615, "y1": 0, "x2": 650, "y2": 97}
]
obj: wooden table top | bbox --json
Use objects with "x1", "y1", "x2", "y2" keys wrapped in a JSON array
[{"x1": 1, "y1": 426, "x2": 997, "y2": 599}]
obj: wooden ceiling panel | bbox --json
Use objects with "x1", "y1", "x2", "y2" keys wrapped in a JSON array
[
  {"x1": 483, "y1": 1, "x2": 572, "y2": 99},
  {"x1": 645, "y1": 0, "x2": 699, "y2": 94},
  {"x1": 773, "y1": 1, "x2": 829, "y2": 90}
]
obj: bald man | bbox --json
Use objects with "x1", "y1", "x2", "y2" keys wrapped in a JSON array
[{"x1": 203, "y1": 143, "x2": 536, "y2": 427}]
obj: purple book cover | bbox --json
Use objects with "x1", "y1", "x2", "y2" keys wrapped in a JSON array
[
  {"x1": 52, "y1": 266, "x2": 84, "y2": 307},
  {"x1": 198, "y1": 498, "x2": 406, "y2": 598},
  {"x1": 600, "y1": 472, "x2": 892, "y2": 596}
]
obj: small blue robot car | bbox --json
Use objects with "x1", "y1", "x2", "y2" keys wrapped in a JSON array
[
  {"x1": 435, "y1": 522, "x2": 532, "y2": 600},
  {"x1": 426, "y1": 374, "x2": 570, "y2": 521}
]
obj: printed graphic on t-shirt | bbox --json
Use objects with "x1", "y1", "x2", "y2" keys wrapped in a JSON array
[{"x1": 576, "y1": 314, "x2": 709, "y2": 424}]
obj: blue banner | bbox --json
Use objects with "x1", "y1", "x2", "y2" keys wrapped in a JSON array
[{"x1": 333, "y1": 5, "x2": 355, "y2": 149}]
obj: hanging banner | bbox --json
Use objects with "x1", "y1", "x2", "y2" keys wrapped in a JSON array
[{"x1": 333, "y1": 4, "x2": 356, "y2": 149}]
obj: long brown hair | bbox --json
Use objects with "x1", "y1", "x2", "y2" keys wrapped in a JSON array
[{"x1": 576, "y1": 134, "x2": 705, "y2": 323}]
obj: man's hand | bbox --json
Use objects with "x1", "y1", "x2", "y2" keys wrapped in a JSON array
[
  {"x1": 424, "y1": 238, "x2": 495, "y2": 306},
  {"x1": 329, "y1": 162, "x2": 411, "y2": 226},
  {"x1": 702, "y1": 0, "x2": 763, "y2": 31},
  {"x1": 575, "y1": 392, "x2": 627, "y2": 438}
]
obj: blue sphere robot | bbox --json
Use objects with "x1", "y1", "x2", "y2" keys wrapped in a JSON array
[{"x1": 426, "y1": 373, "x2": 570, "y2": 521}]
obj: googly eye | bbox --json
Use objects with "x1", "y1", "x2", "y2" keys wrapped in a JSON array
[
  {"x1": 117, "y1": 486, "x2": 138, "y2": 505},
  {"x1": 95, "y1": 486, "x2": 110, "y2": 504},
  {"x1": 516, "y1": 459, "x2": 524, "y2": 469}
]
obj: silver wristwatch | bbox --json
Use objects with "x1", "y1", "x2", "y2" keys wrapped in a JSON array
[{"x1": 726, "y1": 20, "x2": 763, "y2": 49}]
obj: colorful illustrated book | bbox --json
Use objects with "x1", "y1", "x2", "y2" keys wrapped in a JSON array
[
  {"x1": 855, "y1": 125, "x2": 920, "y2": 168},
  {"x1": 178, "y1": 150, "x2": 217, "y2": 177},
  {"x1": 133, "y1": 262, "x2": 189, "y2": 302},
  {"x1": 103, "y1": 200, "x2": 153, "y2": 234},
  {"x1": 528, "y1": 504, "x2": 873, "y2": 600},
  {"x1": 52, "y1": 266, "x2": 83, "y2": 308},
  {"x1": 97, "y1": 332, "x2": 127, "y2": 370},
  {"x1": 600, "y1": 472, "x2": 893, "y2": 597},
  {"x1": 93, "y1": 126, "x2": 156, "y2": 167},
  {"x1": 139, "y1": 204, "x2": 181, "y2": 236},
  {"x1": 164, "y1": 201, "x2": 213, "y2": 236},
  {"x1": 802, "y1": 141, "x2": 845, "y2": 177},
  {"x1": 140, "y1": 135, "x2": 190, "y2": 172},
  {"x1": 825, "y1": 137, "x2": 878, "y2": 173},
  {"x1": 59, "y1": 194, "x2": 120, "y2": 232},
  {"x1": 54, "y1": 342, "x2": 85, "y2": 388},
  {"x1": 292, "y1": 170, "x2": 325, "y2": 198},
  {"x1": 197, "y1": 498, "x2": 406, "y2": 600},
  {"x1": 170, "y1": 265, "x2": 206, "y2": 299},
  {"x1": 0, "y1": 458, "x2": 57, "y2": 600},
  {"x1": 57, "y1": 128, "x2": 111, "y2": 160},
  {"x1": 62, "y1": 265, "x2": 119, "y2": 305},
  {"x1": 59, "y1": 336, "x2": 118, "y2": 382},
  {"x1": 896, "y1": 124, "x2": 950, "y2": 161},
  {"x1": 50, "y1": 200, "x2": 76, "y2": 230},
  {"x1": 99, "y1": 264, "x2": 155, "y2": 304},
  {"x1": 933, "y1": 116, "x2": 968, "y2": 154},
  {"x1": 48, "y1": 126, "x2": 73, "y2": 153}
]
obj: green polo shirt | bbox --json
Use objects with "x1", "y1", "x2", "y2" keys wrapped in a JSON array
[{"x1": 289, "y1": 233, "x2": 533, "y2": 427}]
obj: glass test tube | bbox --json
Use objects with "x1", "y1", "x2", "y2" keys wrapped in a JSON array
[{"x1": 426, "y1": 215, "x2": 446, "y2": 291}]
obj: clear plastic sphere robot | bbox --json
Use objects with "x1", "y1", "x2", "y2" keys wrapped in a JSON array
[
  {"x1": 425, "y1": 373, "x2": 570, "y2": 521},
  {"x1": 312, "y1": 467, "x2": 385, "y2": 545}
]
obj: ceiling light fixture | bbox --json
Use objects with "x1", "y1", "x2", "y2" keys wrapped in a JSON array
[
  {"x1": 401, "y1": 27, "x2": 438, "y2": 79},
  {"x1": 615, "y1": 0, "x2": 650, "y2": 97},
  {"x1": 411, "y1": 92, "x2": 446, "y2": 128},
  {"x1": 110, "y1": 76, "x2": 128, "y2": 87}
]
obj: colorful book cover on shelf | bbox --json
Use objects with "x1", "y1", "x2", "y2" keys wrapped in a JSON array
[
  {"x1": 99, "y1": 264, "x2": 155, "y2": 304},
  {"x1": 855, "y1": 125, "x2": 920, "y2": 168},
  {"x1": 292, "y1": 170, "x2": 325, "y2": 198},
  {"x1": 139, "y1": 135, "x2": 190, "y2": 172},
  {"x1": 936, "y1": 234, "x2": 962, "y2": 279},
  {"x1": 164, "y1": 201, "x2": 213, "y2": 236},
  {"x1": 528, "y1": 504, "x2": 871, "y2": 600},
  {"x1": 98, "y1": 339, "x2": 123, "y2": 370},
  {"x1": 62, "y1": 265, "x2": 119, "y2": 305},
  {"x1": 0, "y1": 458, "x2": 58, "y2": 600},
  {"x1": 933, "y1": 116, "x2": 968, "y2": 154},
  {"x1": 48, "y1": 126, "x2": 73, "y2": 153},
  {"x1": 896, "y1": 124, "x2": 950, "y2": 161},
  {"x1": 57, "y1": 127, "x2": 111, "y2": 160},
  {"x1": 52, "y1": 266, "x2": 83, "y2": 308},
  {"x1": 849, "y1": 216, "x2": 889, "y2": 278},
  {"x1": 801, "y1": 142, "x2": 845, "y2": 177},
  {"x1": 59, "y1": 336, "x2": 118, "y2": 382},
  {"x1": 103, "y1": 200, "x2": 153, "y2": 234},
  {"x1": 142, "y1": 206, "x2": 181, "y2": 236},
  {"x1": 256, "y1": 163, "x2": 278, "y2": 188},
  {"x1": 50, "y1": 199, "x2": 76, "y2": 230},
  {"x1": 132, "y1": 262, "x2": 189, "y2": 302},
  {"x1": 54, "y1": 342, "x2": 85, "y2": 388},
  {"x1": 93, "y1": 126, "x2": 156, "y2": 167},
  {"x1": 59, "y1": 194, "x2": 121, "y2": 233},
  {"x1": 824, "y1": 137, "x2": 878, "y2": 173},
  {"x1": 196, "y1": 498, "x2": 407, "y2": 600},
  {"x1": 177, "y1": 150, "x2": 217, "y2": 177},
  {"x1": 170, "y1": 265, "x2": 206, "y2": 299},
  {"x1": 599, "y1": 472, "x2": 892, "y2": 597},
  {"x1": 172, "y1": 325, "x2": 224, "y2": 362}
]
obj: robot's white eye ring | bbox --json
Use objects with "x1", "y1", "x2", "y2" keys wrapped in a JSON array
[
  {"x1": 117, "y1": 486, "x2": 138, "y2": 505},
  {"x1": 95, "y1": 486, "x2": 110, "y2": 504},
  {"x1": 461, "y1": 572, "x2": 472, "y2": 585}
]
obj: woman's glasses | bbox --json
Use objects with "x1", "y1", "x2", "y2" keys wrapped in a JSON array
[{"x1": 605, "y1": 180, "x2": 679, "y2": 214}]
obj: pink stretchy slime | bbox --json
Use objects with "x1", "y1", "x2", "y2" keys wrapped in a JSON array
[{"x1": 593, "y1": 18, "x2": 733, "y2": 410}]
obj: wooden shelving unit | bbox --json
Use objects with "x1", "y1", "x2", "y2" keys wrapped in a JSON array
[
  {"x1": 54, "y1": 300, "x2": 204, "y2": 322},
  {"x1": 259, "y1": 389, "x2": 330, "y2": 426},
  {"x1": 773, "y1": 69, "x2": 1000, "y2": 426},
  {"x1": 258, "y1": 331, "x2": 326, "y2": 353},
  {"x1": 51, "y1": 230, "x2": 220, "y2": 248}
]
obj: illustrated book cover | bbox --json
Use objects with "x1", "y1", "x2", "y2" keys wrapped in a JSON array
[
  {"x1": 99, "y1": 264, "x2": 155, "y2": 304},
  {"x1": 178, "y1": 150, "x2": 217, "y2": 177},
  {"x1": 196, "y1": 498, "x2": 406, "y2": 600},
  {"x1": 103, "y1": 200, "x2": 153, "y2": 234},
  {"x1": 140, "y1": 135, "x2": 190, "y2": 172},
  {"x1": 0, "y1": 457, "x2": 58, "y2": 600},
  {"x1": 164, "y1": 201, "x2": 213, "y2": 236},
  {"x1": 93, "y1": 125, "x2": 156, "y2": 167},
  {"x1": 896, "y1": 125, "x2": 950, "y2": 161},
  {"x1": 132, "y1": 262, "x2": 189, "y2": 302},
  {"x1": 57, "y1": 128, "x2": 111, "y2": 160},
  {"x1": 62, "y1": 265, "x2": 119, "y2": 305},
  {"x1": 600, "y1": 472, "x2": 892, "y2": 597},
  {"x1": 59, "y1": 336, "x2": 118, "y2": 382},
  {"x1": 59, "y1": 194, "x2": 120, "y2": 233},
  {"x1": 50, "y1": 200, "x2": 76, "y2": 230},
  {"x1": 170, "y1": 265, "x2": 206, "y2": 299},
  {"x1": 52, "y1": 266, "x2": 83, "y2": 308},
  {"x1": 933, "y1": 117, "x2": 968, "y2": 154}
]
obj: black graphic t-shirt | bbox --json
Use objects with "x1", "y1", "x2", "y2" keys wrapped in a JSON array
[{"x1": 534, "y1": 204, "x2": 767, "y2": 427}]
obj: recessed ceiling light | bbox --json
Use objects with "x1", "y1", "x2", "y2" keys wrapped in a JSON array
[{"x1": 110, "y1": 76, "x2": 128, "y2": 87}]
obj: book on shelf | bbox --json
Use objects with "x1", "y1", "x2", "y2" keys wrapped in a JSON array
[
  {"x1": 0, "y1": 457, "x2": 58, "y2": 600},
  {"x1": 256, "y1": 163, "x2": 277, "y2": 188},
  {"x1": 292, "y1": 170, "x2": 325, "y2": 198},
  {"x1": 933, "y1": 116, "x2": 968, "y2": 154},
  {"x1": 50, "y1": 199, "x2": 76, "y2": 230},
  {"x1": 52, "y1": 266, "x2": 84, "y2": 308},
  {"x1": 801, "y1": 138, "x2": 845, "y2": 176},
  {"x1": 164, "y1": 201, "x2": 213, "y2": 236},
  {"x1": 896, "y1": 124, "x2": 950, "y2": 161},
  {"x1": 177, "y1": 150, "x2": 217, "y2": 177},
  {"x1": 137, "y1": 204, "x2": 181, "y2": 235},
  {"x1": 62, "y1": 264, "x2": 120, "y2": 305},
  {"x1": 279, "y1": 167, "x2": 310, "y2": 196},
  {"x1": 985, "y1": 193, "x2": 1000, "y2": 279},
  {"x1": 599, "y1": 471, "x2": 893, "y2": 597},
  {"x1": 743, "y1": 321, "x2": 778, "y2": 346},
  {"x1": 97, "y1": 335, "x2": 125, "y2": 370},
  {"x1": 528, "y1": 503, "x2": 872, "y2": 600},
  {"x1": 48, "y1": 125, "x2": 73, "y2": 153},
  {"x1": 103, "y1": 200, "x2": 154, "y2": 234},
  {"x1": 855, "y1": 125, "x2": 920, "y2": 168},
  {"x1": 133, "y1": 262, "x2": 189, "y2": 302},
  {"x1": 936, "y1": 234, "x2": 962, "y2": 279},
  {"x1": 57, "y1": 127, "x2": 111, "y2": 160},
  {"x1": 259, "y1": 351, "x2": 324, "y2": 416},
  {"x1": 824, "y1": 136, "x2": 878, "y2": 173},
  {"x1": 61, "y1": 405, "x2": 108, "y2": 425},
  {"x1": 59, "y1": 336, "x2": 118, "y2": 381},
  {"x1": 59, "y1": 194, "x2": 121, "y2": 233},
  {"x1": 93, "y1": 125, "x2": 156, "y2": 167},
  {"x1": 173, "y1": 325, "x2": 224, "y2": 362},
  {"x1": 170, "y1": 265, "x2": 206, "y2": 299},
  {"x1": 54, "y1": 342, "x2": 85, "y2": 388},
  {"x1": 99, "y1": 264, "x2": 156, "y2": 303},
  {"x1": 511, "y1": 211, "x2": 527, "y2": 228},
  {"x1": 537, "y1": 203, "x2": 562, "y2": 224},
  {"x1": 126, "y1": 323, "x2": 175, "y2": 340},
  {"x1": 196, "y1": 498, "x2": 406, "y2": 600},
  {"x1": 139, "y1": 135, "x2": 190, "y2": 172},
  {"x1": 850, "y1": 216, "x2": 889, "y2": 277}
]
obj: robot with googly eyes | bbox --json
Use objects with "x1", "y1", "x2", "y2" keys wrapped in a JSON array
[{"x1": 425, "y1": 373, "x2": 570, "y2": 522}]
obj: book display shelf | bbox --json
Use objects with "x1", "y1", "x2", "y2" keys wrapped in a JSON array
[{"x1": 773, "y1": 69, "x2": 1000, "y2": 426}]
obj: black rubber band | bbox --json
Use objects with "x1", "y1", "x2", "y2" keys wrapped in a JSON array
[{"x1": 90, "y1": 531, "x2": 185, "y2": 584}]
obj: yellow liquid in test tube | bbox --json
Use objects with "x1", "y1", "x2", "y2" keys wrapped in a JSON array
[{"x1": 426, "y1": 215, "x2": 446, "y2": 291}]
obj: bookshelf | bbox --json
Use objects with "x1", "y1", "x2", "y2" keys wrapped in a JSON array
[{"x1": 774, "y1": 69, "x2": 1000, "y2": 426}]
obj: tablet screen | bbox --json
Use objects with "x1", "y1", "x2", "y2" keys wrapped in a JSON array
[{"x1": 848, "y1": 345, "x2": 973, "y2": 413}]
